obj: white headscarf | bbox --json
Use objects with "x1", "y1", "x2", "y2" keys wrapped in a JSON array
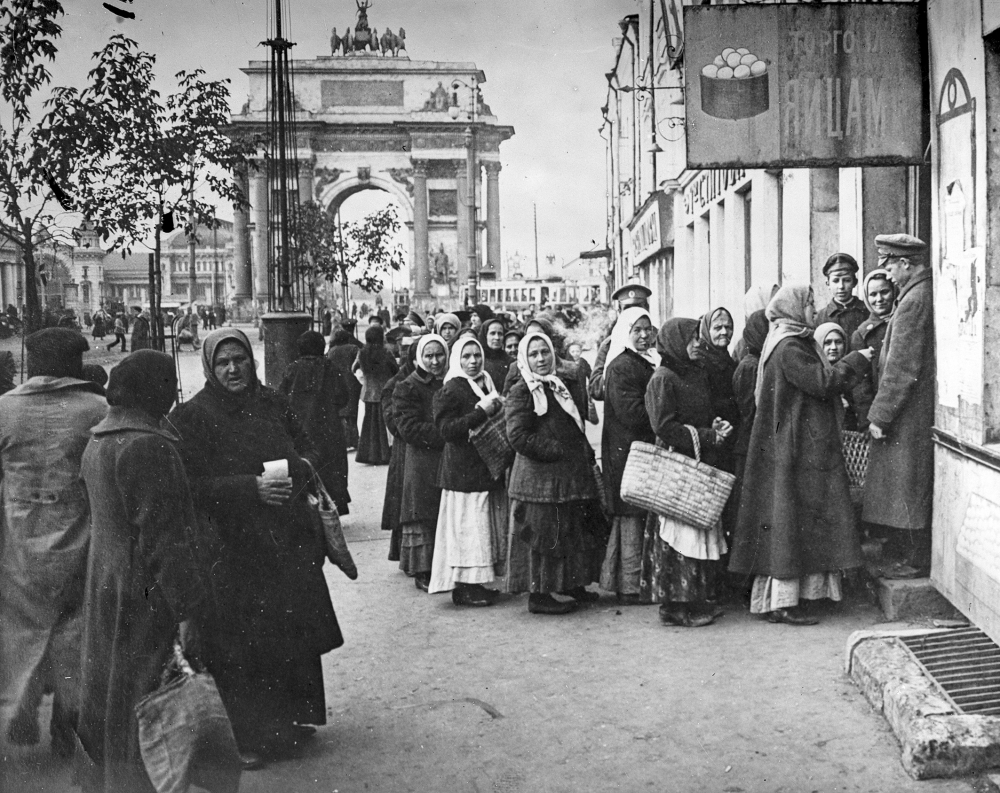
[
  {"x1": 414, "y1": 333, "x2": 448, "y2": 375},
  {"x1": 516, "y1": 331, "x2": 584, "y2": 433},
  {"x1": 443, "y1": 336, "x2": 495, "y2": 399},
  {"x1": 603, "y1": 306, "x2": 659, "y2": 377}
]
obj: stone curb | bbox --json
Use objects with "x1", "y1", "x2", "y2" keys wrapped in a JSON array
[{"x1": 847, "y1": 629, "x2": 1000, "y2": 779}]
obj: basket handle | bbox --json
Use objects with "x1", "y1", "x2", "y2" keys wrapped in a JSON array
[{"x1": 685, "y1": 424, "x2": 701, "y2": 463}]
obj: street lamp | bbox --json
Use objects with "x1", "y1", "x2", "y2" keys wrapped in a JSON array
[{"x1": 449, "y1": 77, "x2": 479, "y2": 308}]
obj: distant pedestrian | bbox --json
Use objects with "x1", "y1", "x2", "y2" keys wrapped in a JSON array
[
  {"x1": 129, "y1": 306, "x2": 150, "y2": 351},
  {"x1": 106, "y1": 314, "x2": 127, "y2": 352},
  {"x1": 328, "y1": 328, "x2": 362, "y2": 449},
  {"x1": 352, "y1": 325, "x2": 398, "y2": 465}
]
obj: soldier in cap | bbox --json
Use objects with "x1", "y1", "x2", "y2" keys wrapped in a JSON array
[
  {"x1": 861, "y1": 234, "x2": 935, "y2": 578},
  {"x1": 589, "y1": 284, "x2": 652, "y2": 401},
  {"x1": 815, "y1": 252, "x2": 868, "y2": 342}
]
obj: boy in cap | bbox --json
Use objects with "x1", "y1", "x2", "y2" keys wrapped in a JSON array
[
  {"x1": 589, "y1": 283, "x2": 652, "y2": 401},
  {"x1": 816, "y1": 252, "x2": 868, "y2": 342},
  {"x1": 862, "y1": 234, "x2": 934, "y2": 578}
]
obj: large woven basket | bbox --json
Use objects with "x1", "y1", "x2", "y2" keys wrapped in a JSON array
[
  {"x1": 620, "y1": 434, "x2": 735, "y2": 532},
  {"x1": 470, "y1": 410, "x2": 515, "y2": 480},
  {"x1": 841, "y1": 429, "x2": 870, "y2": 502}
]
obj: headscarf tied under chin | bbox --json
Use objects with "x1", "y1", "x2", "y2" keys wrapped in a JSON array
[
  {"x1": 443, "y1": 336, "x2": 495, "y2": 399},
  {"x1": 655, "y1": 318, "x2": 700, "y2": 375},
  {"x1": 756, "y1": 284, "x2": 825, "y2": 405},
  {"x1": 516, "y1": 331, "x2": 583, "y2": 432},
  {"x1": 106, "y1": 350, "x2": 178, "y2": 418},
  {"x1": 861, "y1": 267, "x2": 896, "y2": 317},
  {"x1": 414, "y1": 333, "x2": 448, "y2": 376},
  {"x1": 434, "y1": 313, "x2": 461, "y2": 337},
  {"x1": 604, "y1": 306, "x2": 659, "y2": 377},
  {"x1": 698, "y1": 307, "x2": 735, "y2": 371},
  {"x1": 201, "y1": 327, "x2": 258, "y2": 388}
]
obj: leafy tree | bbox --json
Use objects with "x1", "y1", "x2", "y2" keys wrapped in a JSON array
[
  {"x1": 298, "y1": 201, "x2": 405, "y2": 295},
  {"x1": 41, "y1": 37, "x2": 256, "y2": 349}
]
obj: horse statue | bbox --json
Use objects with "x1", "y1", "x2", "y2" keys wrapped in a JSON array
[
  {"x1": 341, "y1": 24, "x2": 353, "y2": 54},
  {"x1": 369, "y1": 27, "x2": 382, "y2": 54},
  {"x1": 330, "y1": 27, "x2": 341, "y2": 56},
  {"x1": 380, "y1": 27, "x2": 406, "y2": 57}
]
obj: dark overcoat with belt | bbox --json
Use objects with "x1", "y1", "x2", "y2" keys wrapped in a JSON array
[
  {"x1": 393, "y1": 368, "x2": 445, "y2": 524},
  {"x1": 602, "y1": 350, "x2": 656, "y2": 515},
  {"x1": 862, "y1": 270, "x2": 935, "y2": 530},
  {"x1": 433, "y1": 377, "x2": 502, "y2": 493},
  {"x1": 730, "y1": 338, "x2": 868, "y2": 578}
]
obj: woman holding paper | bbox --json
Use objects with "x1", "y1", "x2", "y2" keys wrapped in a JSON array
[{"x1": 169, "y1": 328, "x2": 343, "y2": 765}]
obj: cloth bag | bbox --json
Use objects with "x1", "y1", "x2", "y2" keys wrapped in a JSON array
[
  {"x1": 469, "y1": 409, "x2": 515, "y2": 480},
  {"x1": 135, "y1": 642, "x2": 242, "y2": 793},
  {"x1": 620, "y1": 426, "x2": 736, "y2": 532},
  {"x1": 308, "y1": 469, "x2": 358, "y2": 580}
]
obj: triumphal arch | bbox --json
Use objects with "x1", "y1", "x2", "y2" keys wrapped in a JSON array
[{"x1": 229, "y1": 3, "x2": 514, "y2": 311}]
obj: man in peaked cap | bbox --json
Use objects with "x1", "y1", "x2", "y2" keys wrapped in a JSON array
[
  {"x1": 861, "y1": 233, "x2": 935, "y2": 578},
  {"x1": 0, "y1": 328, "x2": 107, "y2": 756},
  {"x1": 589, "y1": 283, "x2": 653, "y2": 401},
  {"x1": 816, "y1": 252, "x2": 868, "y2": 342}
]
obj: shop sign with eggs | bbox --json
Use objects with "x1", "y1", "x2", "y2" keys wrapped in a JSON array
[{"x1": 683, "y1": 3, "x2": 924, "y2": 169}]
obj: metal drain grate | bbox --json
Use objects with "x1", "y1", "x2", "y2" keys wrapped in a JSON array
[{"x1": 900, "y1": 627, "x2": 1000, "y2": 715}]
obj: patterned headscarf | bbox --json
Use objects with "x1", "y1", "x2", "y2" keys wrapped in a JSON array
[
  {"x1": 516, "y1": 331, "x2": 583, "y2": 432},
  {"x1": 756, "y1": 285, "x2": 826, "y2": 405}
]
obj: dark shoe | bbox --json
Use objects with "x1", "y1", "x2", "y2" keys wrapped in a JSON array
[
  {"x1": 767, "y1": 607, "x2": 819, "y2": 626},
  {"x1": 616, "y1": 593, "x2": 644, "y2": 606},
  {"x1": 414, "y1": 572, "x2": 430, "y2": 592},
  {"x1": 659, "y1": 604, "x2": 716, "y2": 627},
  {"x1": 562, "y1": 586, "x2": 600, "y2": 603},
  {"x1": 528, "y1": 593, "x2": 575, "y2": 615},
  {"x1": 452, "y1": 584, "x2": 495, "y2": 607},
  {"x1": 239, "y1": 752, "x2": 266, "y2": 771}
]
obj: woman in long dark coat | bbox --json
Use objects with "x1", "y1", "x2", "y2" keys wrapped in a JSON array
[
  {"x1": 479, "y1": 317, "x2": 512, "y2": 389},
  {"x1": 170, "y1": 329, "x2": 342, "y2": 760},
  {"x1": 598, "y1": 307, "x2": 658, "y2": 605},
  {"x1": 731, "y1": 310, "x2": 769, "y2": 485},
  {"x1": 327, "y1": 328, "x2": 362, "y2": 449},
  {"x1": 429, "y1": 336, "x2": 506, "y2": 606},
  {"x1": 730, "y1": 286, "x2": 871, "y2": 625},
  {"x1": 279, "y1": 330, "x2": 351, "y2": 513},
  {"x1": 394, "y1": 334, "x2": 448, "y2": 590},
  {"x1": 506, "y1": 331, "x2": 606, "y2": 614},
  {"x1": 381, "y1": 343, "x2": 417, "y2": 563},
  {"x1": 77, "y1": 351, "x2": 215, "y2": 791},
  {"x1": 353, "y1": 324, "x2": 398, "y2": 465},
  {"x1": 639, "y1": 319, "x2": 733, "y2": 628},
  {"x1": 849, "y1": 268, "x2": 896, "y2": 430},
  {"x1": 698, "y1": 306, "x2": 740, "y2": 471}
]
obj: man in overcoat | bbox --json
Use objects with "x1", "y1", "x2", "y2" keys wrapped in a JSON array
[
  {"x1": 0, "y1": 329, "x2": 107, "y2": 755},
  {"x1": 862, "y1": 234, "x2": 935, "y2": 577}
]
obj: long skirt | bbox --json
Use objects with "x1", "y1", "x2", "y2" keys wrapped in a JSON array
[
  {"x1": 399, "y1": 520, "x2": 435, "y2": 575},
  {"x1": 749, "y1": 573, "x2": 843, "y2": 614},
  {"x1": 599, "y1": 514, "x2": 646, "y2": 595},
  {"x1": 429, "y1": 489, "x2": 505, "y2": 593},
  {"x1": 382, "y1": 438, "x2": 406, "y2": 561},
  {"x1": 356, "y1": 402, "x2": 392, "y2": 465},
  {"x1": 639, "y1": 513, "x2": 722, "y2": 604},
  {"x1": 508, "y1": 498, "x2": 606, "y2": 595}
]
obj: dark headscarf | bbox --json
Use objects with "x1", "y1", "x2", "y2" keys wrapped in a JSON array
[
  {"x1": 106, "y1": 350, "x2": 177, "y2": 417},
  {"x1": 656, "y1": 318, "x2": 700, "y2": 375},
  {"x1": 698, "y1": 307, "x2": 735, "y2": 371},
  {"x1": 297, "y1": 330, "x2": 326, "y2": 357},
  {"x1": 479, "y1": 318, "x2": 508, "y2": 358},
  {"x1": 358, "y1": 324, "x2": 394, "y2": 375},
  {"x1": 471, "y1": 304, "x2": 495, "y2": 323},
  {"x1": 741, "y1": 310, "x2": 770, "y2": 358},
  {"x1": 25, "y1": 327, "x2": 89, "y2": 379}
]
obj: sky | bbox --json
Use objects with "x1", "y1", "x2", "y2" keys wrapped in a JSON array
[{"x1": 50, "y1": 0, "x2": 635, "y2": 271}]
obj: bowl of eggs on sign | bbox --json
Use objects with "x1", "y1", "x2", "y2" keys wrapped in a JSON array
[{"x1": 700, "y1": 47, "x2": 769, "y2": 120}]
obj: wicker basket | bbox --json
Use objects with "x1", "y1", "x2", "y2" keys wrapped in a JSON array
[
  {"x1": 470, "y1": 410, "x2": 515, "y2": 480},
  {"x1": 620, "y1": 430, "x2": 735, "y2": 532},
  {"x1": 841, "y1": 429, "x2": 870, "y2": 502}
]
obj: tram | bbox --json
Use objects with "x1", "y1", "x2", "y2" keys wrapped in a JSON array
[{"x1": 468, "y1": 278, "x2": 604, "y2": 312}]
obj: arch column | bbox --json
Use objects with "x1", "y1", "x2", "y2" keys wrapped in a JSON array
[
  {"x1": 233, "y1": 159, "x2": 252, "y2": 302},
  {"x1": 249, "y1": 160, "x2": 269, "y2": 305},
  {"x1": 412, "y1": 160, "x2": 430, "y2": 298},
  {"x1": 485, "y1": 162, "x2": 501, "y2": 274},
  {"x1": 455, "y1": 163, "x2": 468, "y2": 288}
]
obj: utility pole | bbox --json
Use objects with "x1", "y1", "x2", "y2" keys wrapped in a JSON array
[
  {"x1": 187, "y1": 163, "x2": 196, "y2": 306},
  {"x1": 533, "y1": 203, "x2": 539, "y2": 279}
]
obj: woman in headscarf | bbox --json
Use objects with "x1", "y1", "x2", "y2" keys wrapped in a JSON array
[
  {"x1": 814, "y1": 322, "x2": 859, "y2": 430},
  {"x1": 479, "y1": 317, "x2": 512, "y2": 389},
  {"x1": 639, "y1": 319, "x2": 733, "y2": 627},
  {"x1": 279, "y1": 330, "x2": 351, "y2": 514},
  {"x1": 352, "y1": 324, "x2": 398, "y2": 465},
  {"x1": 394, "y1": 334, "x2": 449, "y2": 591},
  {"x1": 733, "y1": 283, "x2": 780, "y2": 362},
  {"x1": 698, "y1": 307, "x2": 740, "y2": 468},
  {"x1": 77, "y1": 351, "x2": 221, "y2": 790},
  {"x1": 381, "y1": 342, "x2": 418, "y2": 563},
  {"x1": 730, "y1": 286, "x2": 872, "y2": 625},
  {"x1": 849, "y1": 268, "x2": 896, "y2": 430},
  {"x1": 731, "y1": 310, "x2": 769, "y2": 486},
  {"x1": 505, "y1": 332, "x2": 606, "y2": 614},
  {"x1": 434, "y1": 313, "x2": 462, "y2": 348},
  {"x1": 429, "y1": 336, "x2": 506, "y2": 606},
  {"x1": 503, "y1": 329, "x2": 522, "y2": 359},
  {"x1": 327, "y1": 327, "x2": 362, "y2": 449},
  {"x1": 599, "y1": 307, "x2": 658, "y2": 605},
  {"x1": 169, "y1": 329, "x2": 342, "y2": 762}
]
